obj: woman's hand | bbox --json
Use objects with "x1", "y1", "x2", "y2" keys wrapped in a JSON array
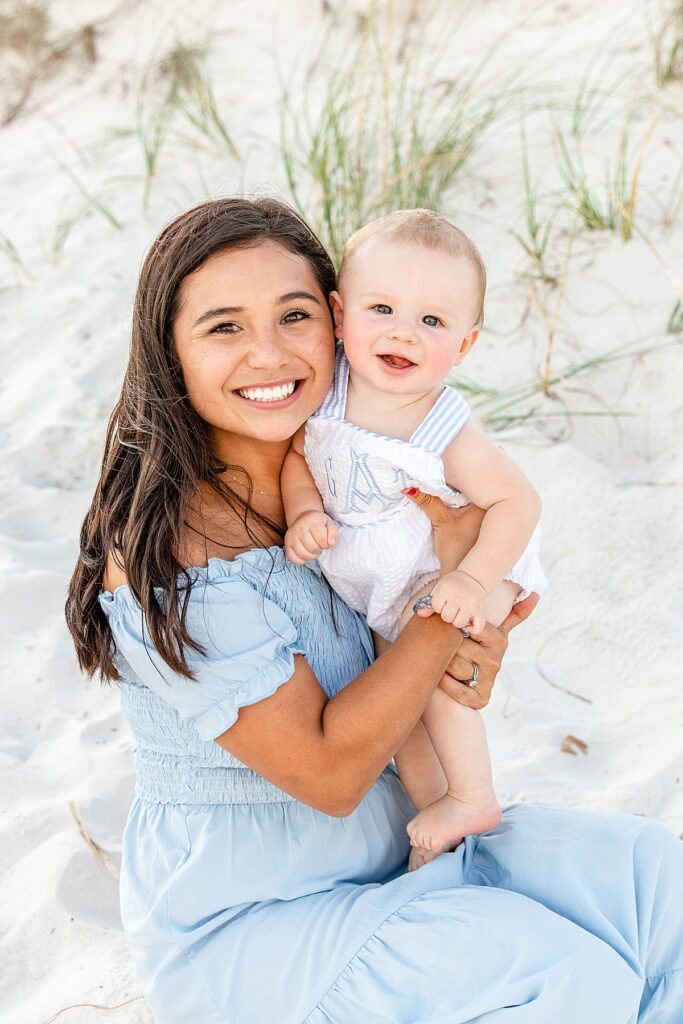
[
  {"x1": 402, "y1": 488, "x2": 485, "y2": 575},
  {"x1": 439, "y1": 594, "x2": 540, "y2": 709}
]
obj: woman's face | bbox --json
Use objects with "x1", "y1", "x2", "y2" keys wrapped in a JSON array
[{"x1": 173, "y1": 240, "x2": 335, "y2": 450}]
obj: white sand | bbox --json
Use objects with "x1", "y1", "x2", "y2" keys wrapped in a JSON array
[{"x1": 1, "y1": 1, "x2": 681, "y2": 1021}]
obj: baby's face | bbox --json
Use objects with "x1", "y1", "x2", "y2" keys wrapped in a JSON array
[{"x1": 334, "y1": 239, "x2": 480, "y2": 396}]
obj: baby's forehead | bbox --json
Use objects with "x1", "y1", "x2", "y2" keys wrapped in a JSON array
[{"x1": 341, "y1": 236, "x2": 479, "y2": 293}]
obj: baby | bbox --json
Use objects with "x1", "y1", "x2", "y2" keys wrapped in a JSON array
[{"x1": 282, "y1": 209, "x2": 546, "y2": 871}]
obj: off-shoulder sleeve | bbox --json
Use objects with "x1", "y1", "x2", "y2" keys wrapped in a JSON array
[{"x1": 98, "y1": 572, "x2": 304, "y2": 741}]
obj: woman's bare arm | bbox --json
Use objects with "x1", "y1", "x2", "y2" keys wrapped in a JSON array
[
  {"x1": 216, "y1": 612, "x2": 463, "y2": 816},
  {"x1": 102, "y1": 501, "x2": 501, "y2": 818}
]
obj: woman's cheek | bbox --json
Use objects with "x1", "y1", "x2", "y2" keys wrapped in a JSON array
[{"x1": 183, "y1": 351, "x2": 231, "y2": 413}]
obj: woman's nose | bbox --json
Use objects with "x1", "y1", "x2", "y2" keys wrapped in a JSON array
[{"x1": 246, "y1": 327, "x2": 290, "y2": 369}]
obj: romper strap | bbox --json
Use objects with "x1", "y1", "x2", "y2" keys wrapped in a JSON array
[
  {"x1": 410, "y1": 385, "x2": 471, "y2": 454},
  {"x1": 313, "y1": 340, "x2": 349, "y2": 419}
]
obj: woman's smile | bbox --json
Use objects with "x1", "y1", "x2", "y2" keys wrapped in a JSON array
[{"x1": 233, "y1": 377, "x2": 308, "y2": 408}]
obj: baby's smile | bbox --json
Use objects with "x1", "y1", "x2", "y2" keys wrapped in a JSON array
[{"x1": 378, "y1": 353, "x2": 417, "y2": 371}]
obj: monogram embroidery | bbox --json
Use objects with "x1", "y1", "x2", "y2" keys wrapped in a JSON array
[
  {"x1": 324, "y1": 456, "x2": 337, "y2": 498},
  {"x1": 339, "y1": 448, "x2": 403, "y2": 515}
]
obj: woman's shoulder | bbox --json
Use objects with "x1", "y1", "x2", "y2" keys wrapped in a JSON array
[{"x1": 102, "y1": 550, "x2": 127, "y2": 594}]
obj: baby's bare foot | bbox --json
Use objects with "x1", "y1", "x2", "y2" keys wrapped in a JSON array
[
  {"x1": 407, "y1": 793, "x2": 501, "y2": 851},
  {"x1": 408, "y1": 841, "x2": 460, "y2": 872},
  {"x1": 408, "y1": 845, "x2": 442, "y2": 872}
]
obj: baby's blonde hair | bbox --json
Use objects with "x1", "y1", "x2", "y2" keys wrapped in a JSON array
[{"x1": 339, "y1": 208, "x2": 487, "y2": 327}]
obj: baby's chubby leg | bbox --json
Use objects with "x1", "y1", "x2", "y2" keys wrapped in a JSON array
[
  {"x1": 393, "y1": 721, "x2": 449, "y2": 871},
  {"x1": 405, "y1": 690, "x2": 501, "y2": 854},
  {"x1": 404, "y1": 580, "x2": 521, "y2": 860}
]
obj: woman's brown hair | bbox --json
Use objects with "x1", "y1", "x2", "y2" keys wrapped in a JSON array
[{"x1": 65, "y1": 196, "x2": 337, "y2": 682}]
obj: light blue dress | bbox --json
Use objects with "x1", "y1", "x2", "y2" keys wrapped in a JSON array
[{"x1": 100, "y1": 548, "x2": 683, "y2": 1023}]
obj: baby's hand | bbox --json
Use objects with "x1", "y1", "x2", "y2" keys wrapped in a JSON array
[
  {"x1": 284, "y1": 511, "x2": 338, "y2": 565},
  {"x1": 429, "y1": 570, "x2": 487, "y2": 635}
]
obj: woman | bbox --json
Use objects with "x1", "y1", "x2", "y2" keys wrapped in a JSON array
[{"x1": 66, "y1": 197, "x2": 683, "y2": 1023}]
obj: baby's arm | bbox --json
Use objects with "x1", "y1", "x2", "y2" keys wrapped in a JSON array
[
  {"x1": 281, "y1": 426, "x2": 338, "y2": 564},
  {"x1": 432, "y1": 420, "x2": 541, "y2": 632}
]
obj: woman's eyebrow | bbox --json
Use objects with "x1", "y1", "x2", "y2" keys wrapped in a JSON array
[{"x1": 193, "y1": 306, "x2": 243, "y2": 328}]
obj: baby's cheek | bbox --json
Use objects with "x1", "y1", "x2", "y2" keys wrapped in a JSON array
[{"x1": 432, "y1": 341, "x2": 461, "y2": 377}]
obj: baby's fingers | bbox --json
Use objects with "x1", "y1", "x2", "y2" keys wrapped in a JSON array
[
  {"x1": 326, "y1": 519, "x2": 339, "y2": 547},
  {"x1": 454, "y1": 609, "x2": 473, "y2": 629},
  {"x1": 468, "y1": 611, "x2": 486, "y2": 636},
  {"x1": 285, "y1": 541, "x2": 308, "y2": 565},
  {"x1": 434, "y1": 596, "x2": 461, "y2": 625},
  {"x1": 415, "y1": 606, "x2": 435, "y2": 618},
  {"x1": 308, "y1": 520, "x2": 331, "y2": 550}
]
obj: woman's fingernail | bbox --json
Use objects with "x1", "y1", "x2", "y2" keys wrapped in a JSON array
[{"x1": 403, "y1": 487, "x2": 418, "y2": 496}]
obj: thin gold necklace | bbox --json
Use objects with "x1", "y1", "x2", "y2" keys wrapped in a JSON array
[{"x1": 225, "y1": 474, "x2": 282, "y2": 500}]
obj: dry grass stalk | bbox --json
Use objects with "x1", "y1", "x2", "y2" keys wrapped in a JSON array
[
  {"x1": 40, "y1": 996, "x2": 144, "y2": 1024},
  {"x1": 68, "y1": 801, "x2": 120, "y2": 879}
]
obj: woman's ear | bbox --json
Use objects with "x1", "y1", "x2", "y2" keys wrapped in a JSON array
[
  {"x1": 453, "y1": 326, "x2": 480, "y2": 367},
  {"x1": 330, "y1": 291, "x2": 344, "y2": 337}
]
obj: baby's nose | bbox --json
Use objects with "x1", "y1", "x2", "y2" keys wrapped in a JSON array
[{"x1": 388, "y1": 321, "x2": 417, "y2": 343}]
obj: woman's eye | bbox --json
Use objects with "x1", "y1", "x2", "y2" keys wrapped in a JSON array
[
  {"x1": 282, "y1": 309, "x2": 310, "y2": 324},
  {"x1": 211, "y1": 321, "x2": 240, "y2": 334},
  {"x1": 374, "y1": 304, "x2": 392, "y2": 315},
  {"x1": 422, "y1": 315, "x2": 442, "y2": 327}
]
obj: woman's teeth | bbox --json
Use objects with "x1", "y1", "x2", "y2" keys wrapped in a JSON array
[{"x1": 237, "y1": 381, "x2": 297, "y2": 402}]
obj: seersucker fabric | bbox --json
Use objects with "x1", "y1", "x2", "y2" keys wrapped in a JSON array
[
  {"x1": 305, "y1": 343, "x2": 547, "y2": 639},
  {"x1": 98, "y1": 546, "x2": 683, "y2": 1023}
]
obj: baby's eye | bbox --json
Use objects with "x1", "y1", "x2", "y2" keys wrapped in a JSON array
[
  {"x1": 373, "y1": 304, "x2": 392, "y2": 315},
  {"x1": 422, "y1": 315, "x2": 442, "y2": 327},
  {"x1": 282, "y1": 309, "x2": 310, "y2": 323}
]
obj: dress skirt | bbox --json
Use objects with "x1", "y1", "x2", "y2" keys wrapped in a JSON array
[{"x1": 120, "y1": 771, "x2": 683, "y2": 1024}]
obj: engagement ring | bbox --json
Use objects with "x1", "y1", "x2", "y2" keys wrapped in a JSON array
[{"x1": 466, "y1": 664, "x2": 479, "y2": 688}]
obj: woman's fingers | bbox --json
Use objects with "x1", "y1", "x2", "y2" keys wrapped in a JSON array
[
  {"x1": 402, "y1": 487, "x2": 453, "y2": 527},
  {"x1": 441, "y1": 654, "x2": 472, "y2": 681},
  {"x1": 499, "y1": 592, "x2": 540, "y2": 634},
  {"x1": 401, "y1": 488, "x2": 486, "y2": 576},
  {"x1": 439, "y1": 669, "x2": 488, "y2": 709},
  {"x1": 435, "y1": 595, "x2": 540, "y2": 709},
  {"x1": 437, "y1": 622, "x2": 506, "y2": 708}
]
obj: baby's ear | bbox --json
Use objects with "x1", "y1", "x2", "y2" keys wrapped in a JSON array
[
  {"x1": 453, "y1": 326, "x2": 480, "y2": 366},
  {"x1": 329, "y1": 291, "x2": 344, "y2": 336}
]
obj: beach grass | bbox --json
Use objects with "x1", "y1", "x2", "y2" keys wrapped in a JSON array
[
  {"x1": 650, "y1": 0, "x2": 683, "y2": 85},
  {"x1": 133, "y1": 40, "x2": 239, "y2": 209},
  {"x1": 548, "y1": 50, "x2": 660, "y2": 242},
  {"x1": 553, "y1": 108, "x2": 658, "y2": 242},
  {"x1": 0, "y1": 228, "x2": 31, "y2": 281},
  {"x1": 455, "y1": 335, "x2": 681, "y2": 433},
  {"x1": 0, "y1": 1, "x2": 99, "y2": 125},
  {"x1": 510, "y1": 115, "x2": 562, "y2": 288},
  {"x1": 668, "y1": 299, "x2": 683, "y2": 332},
  {"x1": 279, "y1": 3, "x2": 510, "y2": 264}
]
